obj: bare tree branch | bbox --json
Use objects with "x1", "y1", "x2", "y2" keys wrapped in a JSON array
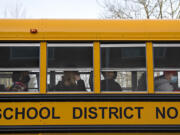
[
  {"x1": 3, "y1": 0, "x2": 26, "y2": 18},
  {"x1": 100, "y1": 0, "x2": 180, "y2": 19}
]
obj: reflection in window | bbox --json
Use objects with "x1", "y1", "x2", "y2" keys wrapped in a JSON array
[
  {"x1": 154, "y1": 47, "x2": 180, "y2": 68},
  {"x1": 11, "y1": 47, "x2": 39, "y2": 60},
  {"x1": 47, "y1": 44, "x2": 93, "y2": 92},
  {"x1": 48, "y1": 47, "x2": 93, "y2": 68},
  {"x1": 154, "y1": 44, "x2": 180, "y2": 92},
  {"x1": 0, "y1": 44, "x2": 40, "y2": 92},
  {"x1": 101, "y1": 47, "x2": 146, "y2": 68},
  {"x1": 101, "y1": 45, "x2": 146, "y2": 92},
  {"x1": 0, "y1": 46, "x2": 39, "y2": 68}
]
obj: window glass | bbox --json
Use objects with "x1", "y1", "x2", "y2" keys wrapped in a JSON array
[
  {"x1": 47, "y1": 43, "x2": 93, "y2": 92},
  {"x1": 154, "y1": 44, "x2": 180, "y2": 92},
  {"x1": 0, "y1": 46, "x2": 39, "y2": 67},
  {"x1": 0, "y1": 44, "x2": 40, "y2": 92},
  {"x1": 154, "y1": 47, "x2": 180, "y2": 68},
  {"x1": 48, "y1": 46, "x2": 93, "y2": 68},
  {"x1": 101, "y1": 44, "x2": 146, "y2": 92},
  {"x1": 101, "y1": 47, "x2": 146, "y2": 68}
]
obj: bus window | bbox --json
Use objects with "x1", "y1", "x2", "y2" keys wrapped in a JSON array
[
  {"x1": 153, "y1": 43, "x2": 180, "y2": 92},
  {"x1": 47, "y1": 43, "x2": 93, "y2": 92},
  {"x1": 0, "y1": 43, "x2": 40, "y2": 92},
  {"x1": 101, "y1": 44, "x2": 147, "y2": 92}
]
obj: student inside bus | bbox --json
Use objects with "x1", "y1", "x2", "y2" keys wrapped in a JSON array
[
  {"x1": 101, "y1": 71, "x2": 122, "y2": 91},
  {"x1": 89, "y1": 71, "x2": 122, "y2": 91},
  {"x1": 137, "y1": 72, "x2": 147, "y2": 91},
  {"x1": 55, "y1": 71, "x2": 86, "y2": 91},
  {"x1": 9, "y1": 71, "x2": 30, "y2": 92},
  {"x1": 154, "y1": 71, "x2": 178, "y2": 92}
]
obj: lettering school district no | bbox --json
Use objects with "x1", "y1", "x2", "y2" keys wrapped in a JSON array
[{"x1": 0, "y1": 105, "x2": 179, "y2": 121}]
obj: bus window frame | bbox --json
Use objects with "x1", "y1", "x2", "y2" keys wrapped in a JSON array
[
  {"x1": 153, "y1": 43, "x2": 180, "y2": 93},
  {"x1": 0, "y1": 43, "x2": 40, "y2": 94},
  {"x1": 100, "y1": 43, "x2": 148, "y2": 93},
  {"x1": 46, "y1": 43, "x2": 94, "y2": 93}
]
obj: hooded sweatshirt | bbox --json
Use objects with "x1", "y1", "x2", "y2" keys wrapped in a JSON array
[{"x1": 154, "y1": 76, "x2": 173, "y2": 92}]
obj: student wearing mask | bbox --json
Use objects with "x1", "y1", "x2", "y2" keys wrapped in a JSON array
[{"x1": 154, "y1": 71, "x2": 178, "y2": 92}]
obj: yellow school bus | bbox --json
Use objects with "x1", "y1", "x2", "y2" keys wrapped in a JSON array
[{"x1": 0, "y1": 19, "x2": 180, "y2": 135}]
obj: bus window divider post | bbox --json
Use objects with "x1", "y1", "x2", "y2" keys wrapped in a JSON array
[
  {"x1": 93, "y1": 42, "x2": 101, "y2": 93},
  {"x1": 40, "y1": 42, "x2": 47, "y2": 94},
  {"x1": 146, "y1": 42, "x2": 154, "y2": 94}
]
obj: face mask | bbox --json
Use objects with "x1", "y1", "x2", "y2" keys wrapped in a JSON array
[{"x1": 170, "y1": 76, "x2": 178, "y2": 83}]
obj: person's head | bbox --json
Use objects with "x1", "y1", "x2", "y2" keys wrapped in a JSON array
[
  {"x1": 63, "y1": 71, "x2": 76, "y2": 86},
  {"x1": 164, "y1": 71, "x2": 177, "y2": 83},
  {"x1": 74, "y1": 71, "x2": 81, "y2": 81},
  {"x1": 12, "y1": 71, "x2": 30, "y2": 84},
  {"x1": 74, "y1": 71, "x2": 80, "y2": 76},
  {"x1": 102, "y1": 71, "x2": 117, "y2": 80},
  {"x1": 21, "y1": 71, "x2": 30, "y2": 84},
  {"x1": 12, "y1": 71, "x2": 21, "y2": 82}
]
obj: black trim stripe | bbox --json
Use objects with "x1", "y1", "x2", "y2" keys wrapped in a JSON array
[
  {"x1": 0, "y1": 125, "x2": 180, "y2": 133},
  {"x1": 0, "y1": 94, "x2": 180, "y2": 101}
]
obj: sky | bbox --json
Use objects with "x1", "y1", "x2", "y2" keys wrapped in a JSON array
[{"x1": 0, "y1": 0, "x2": 103, "y2": 19}]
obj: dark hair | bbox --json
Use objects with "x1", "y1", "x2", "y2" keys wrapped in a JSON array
[
  {"x1": 12, "y1": 71, "x2": 30, "y2": 83},
  {"x1": 12, "y1": 72, "x2": 21, "y2": 82},
  {"x1": 74, "y1": 71, "x2": 80, "y2": 75},
  {"x1": 102, "y1": 71, "x2": 117, "y2": 79},
  {"x1": 22, "y1": 74, "x2": 30, "y2": 83},
  {"x1": 113, "y1": 71, "x2": 117, "y2": 79}
]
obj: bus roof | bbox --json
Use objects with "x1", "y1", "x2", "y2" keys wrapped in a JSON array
[{"x1": 0, "y1": 19, "x2": 180, "y2": 41}]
